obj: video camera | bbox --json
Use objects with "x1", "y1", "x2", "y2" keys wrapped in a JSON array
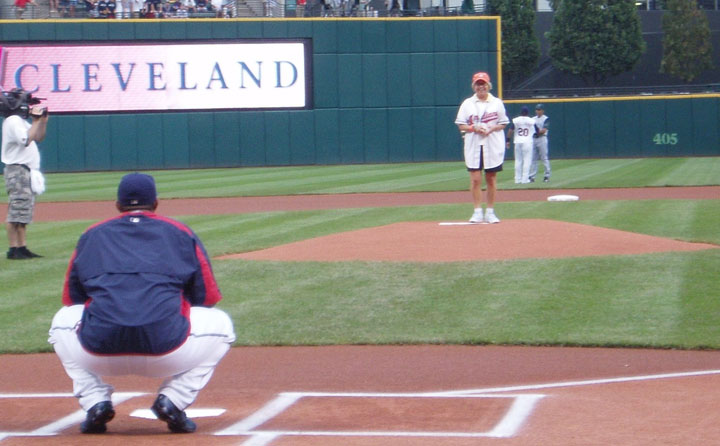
[{"x1": 0, "y1": 88, "x2": 46, "y2": 119}]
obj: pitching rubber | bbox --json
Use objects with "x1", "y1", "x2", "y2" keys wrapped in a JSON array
[{"x1": 547, "y1": 194, "x2": 579, "y2": 202}]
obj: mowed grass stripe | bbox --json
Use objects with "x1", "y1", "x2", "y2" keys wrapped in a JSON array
[{"x1": 216, "y1": 250, "x2": 720, "y2": 348}]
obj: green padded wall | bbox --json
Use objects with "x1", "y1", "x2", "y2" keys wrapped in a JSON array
[{"x1": 504, "y1": 95, "x2": 720, "y2": 160}]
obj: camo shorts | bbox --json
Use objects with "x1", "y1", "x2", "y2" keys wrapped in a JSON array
[{"x1": 4, "y1": 164, "x2": 34, "y2": 224}]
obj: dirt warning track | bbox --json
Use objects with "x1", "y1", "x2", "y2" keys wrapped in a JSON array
[{"x1": 14, "y1": 185, "x2": 720, "y2": 222}]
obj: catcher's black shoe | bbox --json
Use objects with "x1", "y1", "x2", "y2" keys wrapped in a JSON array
[
  {"x1": 80, "y1": 401, "x2": 115, "y2": 434},
  {"x1": 151, "y1": 394, "x2": 197, "y2": 433}
]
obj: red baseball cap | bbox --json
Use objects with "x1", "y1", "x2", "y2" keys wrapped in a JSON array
[{"x1": 472, "y1": 72, "x2": 491, "y2": 85}]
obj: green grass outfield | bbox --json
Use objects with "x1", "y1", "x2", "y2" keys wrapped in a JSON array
[{"x1": 1, "y1": 157, "x2": 719, "y2": 353}]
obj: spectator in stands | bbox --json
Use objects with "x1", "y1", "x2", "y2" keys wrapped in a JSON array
[
  {"x1": 139, "y1": 0, "x2": 152, "y2": 16},
  {"x1": 142, "y1": 0, "x2": 162, "y2": 16},
  {"x1": 219, "y1": 1, "x2": 232, "y2": 17},
  {"x1": 98, "y1": 0, "x2": 116, "y2": 17},
  {"x1": 59, "y1": 0, "x2": 69, "y2": 15},
  {"x1": 194, "y1": 0, "x2": 210, "y2": 12},
  {"x1": 167, "y1": 0, "x2": 180, "y2": 15},
  {"x1": 120, "y1": 0, "x2": 135, "y2": 17},
  {"x1": 14, "y1": 0, "x2": 37, "y2": 18},
  {"x1": 387, "y1": 0, "x2": 400, "y2": 16},
  {"x1": 49, "y1": 0, "x2": 59, "y2": 13},
  {"x1": 66, "y1": 0, "x2": 77, "y2": 16},
  {"x1": 209, "y1": 0, "x2": 222, "y2": 15},
  {"x1": 296, "y1": 0, "x2": 305, "y2": 16},
  {"x1": 179, "y1": 0, "x2": 193, "y2": 13},
  {"x1": 85, "y1": 0, "x2": 99, "y2": 16}
]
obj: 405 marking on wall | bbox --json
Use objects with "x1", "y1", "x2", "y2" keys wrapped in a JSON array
[{"x1": 653, "y1": 133, "x2": 678, "y2": 145}]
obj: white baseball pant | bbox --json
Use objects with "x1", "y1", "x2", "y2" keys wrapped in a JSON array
[
  {"x1": 48, "y1": 305, "x2": 236, "y2": 412},
  {"x1": 514, "y1": 141, "x2": 533, "y2": 183}
]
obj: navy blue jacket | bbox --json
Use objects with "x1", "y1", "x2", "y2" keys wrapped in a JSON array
[{"x1": 62, "y1": 211, "x2": 222, "y2": 355}]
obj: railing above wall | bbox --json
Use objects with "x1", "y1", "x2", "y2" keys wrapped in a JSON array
[
  {"x1": 0, "y1": 0, "x2": 242, "y2": 19},
  {"x1": 504, "y1": 84, "x2": 720, "y2": 99},
  {"x1": 0, "y1": 1, "x2": 486, "y2": 19}
]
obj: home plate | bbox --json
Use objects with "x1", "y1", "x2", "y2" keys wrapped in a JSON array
[
  {"x1": 131, "y1": 408, "x2": 226, "y2": 420},
  {"x1": 547, "y1": 194, "x2": 580, "y2": 202}
]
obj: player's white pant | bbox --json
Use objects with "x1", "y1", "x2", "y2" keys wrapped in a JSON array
[
  {"x1": 48, "y1": 305, "x2": 236, "y2": 412},
  {"x1": 513, "y1": 141, "x2": 533, "y2": 183},
  {"x1": 530, "y1": 136, "x2": 551, "y2": 180}
]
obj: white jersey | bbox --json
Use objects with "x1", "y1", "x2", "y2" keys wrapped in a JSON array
[
  {"x1": 1, "y1": 115, "x2": 41, "y2": 170},
  {"x1": 454, "y1": 92, "x2": 509, "y2": 170},
  {"x1": 511, "y1": 116, "x2": 536, "y2": 144}
]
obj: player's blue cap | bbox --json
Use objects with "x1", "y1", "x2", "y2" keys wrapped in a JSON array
[
  {"x1": 117, "y1": 172, "x2": 157, "y2": 207},
  {"x1": 535, "y1": 104, "x2": 544, "y2": 110},
  {"x1": 521, "y1": 106, "x2": 529, "y2": 115}
]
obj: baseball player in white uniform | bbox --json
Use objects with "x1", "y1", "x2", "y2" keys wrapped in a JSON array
[
  {"x1": 454, "y1": 71, "x2": 509, "y2": 224},
  {"x1": 529, "y1": 103, "x2": 551, "y2": 182},
  {"x1": 506, "y1": 106, "x2": 535, "y2": 184}
]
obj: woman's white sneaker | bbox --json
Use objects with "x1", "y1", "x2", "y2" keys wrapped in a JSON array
[
  {"x1": 469, "y1": 209, "x2": 484, "y2": 223},
  {"x1": 485, "y1": 210, "x2": 500, "y2": 224}
]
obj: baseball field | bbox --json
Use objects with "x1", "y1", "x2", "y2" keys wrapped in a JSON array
[
  {"x1": 1, "y1": 156, "x2": 719, "y2": 444},
  {"x1": 2, "y1": 157, "x2": 719, "y2": 352}
]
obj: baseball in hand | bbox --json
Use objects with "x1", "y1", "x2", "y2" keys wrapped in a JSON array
[{"x1": 475, "y1": 123, "x2": 489, "y2": 134}]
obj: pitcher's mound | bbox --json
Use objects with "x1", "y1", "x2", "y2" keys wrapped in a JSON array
[{"x1": 219, "y1": 219, "x2": 718, "y2": 262}]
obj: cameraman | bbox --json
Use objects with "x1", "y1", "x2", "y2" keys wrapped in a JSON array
[{"x1": 1, "y1": 93, "x2": 49, "y2": 260}]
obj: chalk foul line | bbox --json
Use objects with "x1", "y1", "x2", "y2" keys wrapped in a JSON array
[
  {"x1": 216, "y1": 368, "x2": 720, "y2": 446},
  {"x1": 3, "y1": 369, "x2": 720, "y2": 444},
  {"x1": 428, "y1": 368, "x2": 720, "y2": 396}
]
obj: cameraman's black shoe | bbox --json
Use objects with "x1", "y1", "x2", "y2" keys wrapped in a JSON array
[
  {"x1": 80, "y1": 401, "x2": 115, "y2": 434},
  {"x1": 151, "y1": 394, "x2": 197, "y2": 433},
  {"x1": 18, "y1": 246, "x2": 42, "y2": 258},
  {"x1": 7, "y1": 247, "x2": 30, "y2": 260}
]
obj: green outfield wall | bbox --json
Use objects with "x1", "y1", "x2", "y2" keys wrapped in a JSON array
[
  {"x1": 505, "y1": 95, "x2": 720, "y2": 159},
  {"x1": 1, "y1": 18, "x2": 718, "y2": 173}
]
